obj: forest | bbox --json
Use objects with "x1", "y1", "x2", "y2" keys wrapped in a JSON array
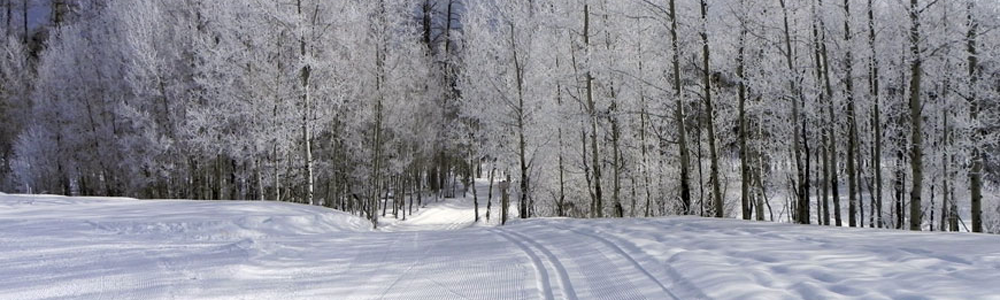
[{"x1": 1, "y1": 0, "x2": 998, "y2": 232}]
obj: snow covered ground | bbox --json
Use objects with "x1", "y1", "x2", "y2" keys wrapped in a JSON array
[{"x1": 2, "y1": 183, "x2": 1000, "y2": 299}]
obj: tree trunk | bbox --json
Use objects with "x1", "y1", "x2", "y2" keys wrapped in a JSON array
[
  {"x1": 907, "y1": 0, "x2": 923, "y2": 231},
  {"x1": 895, "y1": 151, "x2": 905, "y2": 229},
  {"x1": 639, "y1": 68, "x2": 652, "y2": 218},
  {"x1": 844, "y1": 0, "x2": 860, "y2": 228},
  {"x1": 584, "y1": 4, "x2": 603, "y2": 218},
  {"x1": 810, "y1": 1, "x2": 835, "y2": 226},
  {"x1": 754, "y1": 155, "x2": 767, "y2": 221},
  {"x1": 816, "y1": 145, "x2": 824, "y2": 225},
  {"x1": 822, "y1": 133, "x2": 831, "y2": 225},
  {"x1": 696, "y1": 123, "x2": 706, "y2": 217},
  {"x1": 402, "y1": 177, "x2": 408, "y2": 220},
  {"x1": 417, "y1": 170, "x2": 423, "y2": 208},
  {"x1": 669, "y1": 0, "x2": 692, "y2": 215},
  {"x1": 966, "y1": 0, "x2": 983, "y2": 233},
  {"x1": 821, "y1": 4, "x2": 834, "y2": 227},
  {"x1": 297, "y1": 0, "x2": 315, "y2": 206},
  {"x1": 408, "y1": 172, "x2": 416, "y2": 217},
  {"x1": 213, "y1": 155, "x2": 222, "y2": 200},
  {"x1": 868, "y1": 0, "x2": 884, "y2": 228},
  {"x1": 611, "y1": 99, "x2": 623, "y2": 218},
  {"x1": 779, "y1": 0, "x2": 808, "y2": 225},
  {"x1": 737, "y1": 0, "x2": 751, "y2": 220},
  {"x1": 6, "y1": 0, "x2": 12, "y2": 38},
  {"x1": 508, "y1": 22, "x2": 530, "y2": 220},
  {"x1": 368, "y1": 0, "x2": 388, "y2": 229},
  {"x1": 699, "y1": 0, "x2": 723, "y2": 219},
  {"x1": 471, "y1": 156, "x2": 479, "y2": 222},
  {"x1": 556, "y1": 73, "x2": 567, "y2": 217},
  {"x1": 382, "y1": 181, "x2": 390, "y2": 218},
  {"x1": 941, "y1": 108, "x2": 951, "y2": 231},
  {"x1": 230, "y1": 159, "x2": 239, "y2": 200},
  {"x1": 256, "y1": 159, "x2": 264, "y2": 201},
  {"x1": 487, "y1": 166, "x2": 495, "y2": 221},
  {"x1": 502, "y1": 173, "x2": 510, "y2": 225},
  {"x1": 393, "y1": 177, "x2": 399, "y2": 219}
]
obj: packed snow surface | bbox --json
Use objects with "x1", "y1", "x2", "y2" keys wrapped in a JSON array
[{"x1": 2, "y1": 188, "x2": 1000, "y2": 299}]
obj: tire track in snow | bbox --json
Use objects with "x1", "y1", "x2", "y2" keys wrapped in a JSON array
[
  {"x1": 553, "y1": 224, "x2": 681, "y2": 300},
  {"x1": 559, "y1": 224, "x2": 711, "y2": 300},
  {"x1": 488, "y1": 228, "x2": 557, "y2": 300}
]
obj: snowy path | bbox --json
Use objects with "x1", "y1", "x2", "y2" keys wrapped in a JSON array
[
  {"x1": 3, "y1": 188, "x2": 1000, "y2": 299},
  {"x1": 378, "y1": 199, "x2": 479, "y2": 232},
  {"x1": 378, "y1": 180, "x2": 506, "y2": 232}
]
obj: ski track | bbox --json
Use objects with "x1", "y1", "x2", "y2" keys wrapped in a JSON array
[
  {"x1": 510, "y1": 223, "x2": 649, "y2": 300},
  {"x1": 500, "y1": 229, "x2": 579, "y2": 300},
  {"x1": 551, "y1": 224, "x2": 682, "y2": 300},
  {"x1": 489, "y1": 228, "x2": 557, "y2": 300},
  {"x1": 557, "y1": 223, "x2": 712, "y2": 300}
]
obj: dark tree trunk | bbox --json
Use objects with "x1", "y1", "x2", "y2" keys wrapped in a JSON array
[{"x1": 907, "y1": 0, "x2": 924, "y2": 231}]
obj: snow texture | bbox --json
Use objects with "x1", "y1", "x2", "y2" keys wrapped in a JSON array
[{"x1": 2, "y1": 190, "x2": 999, "y2": 299}]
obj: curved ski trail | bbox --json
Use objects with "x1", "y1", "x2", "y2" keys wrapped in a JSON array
[
  {"x1": 507, "y1": 222, "x2": 687, "y2": 300},
  {"x1": 553, "y1": 224, "x2": 688, "y2": 300},
  {"x1": 490, "y1": 228, "x2": 578, "y2": 300},
  {"x1": 560, "y1": 224, "x2": 712, "y2": 300}
]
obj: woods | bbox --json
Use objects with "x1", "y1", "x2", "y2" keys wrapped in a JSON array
[{"x1": 1, "y1": 0, "x2": 999, "y2": 232}]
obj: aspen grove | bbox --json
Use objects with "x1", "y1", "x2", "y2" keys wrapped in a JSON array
[{"x1": 1, "y1": 0, "x2": 999, "y2": 232}]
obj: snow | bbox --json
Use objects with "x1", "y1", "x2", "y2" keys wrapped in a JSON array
[
  {"x1": 377, "y1": 192, "x2": 514, "y2": 232},
  {"x1": 378, "y1": 198, "x2": 481, "y2": 232},
  {"x1": 2, "y1": 187, "x2": 1000, "y2": 300}
]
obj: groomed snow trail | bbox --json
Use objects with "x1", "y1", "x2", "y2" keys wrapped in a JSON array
[{"x1": 3, "y1": 182, "x2": 1000, "y2": 299}]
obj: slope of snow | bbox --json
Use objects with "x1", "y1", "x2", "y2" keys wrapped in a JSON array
[{"x1": 2, "y1": 189, "x2": 999, "y2": 300}]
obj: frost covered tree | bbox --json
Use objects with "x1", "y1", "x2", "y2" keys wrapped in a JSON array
[
  {"x1": 0, "y1": 37, "x2": 31, "y2": 190},
  {"x1": 2, "y1": 0, "x2": 999, "y2": 232}
]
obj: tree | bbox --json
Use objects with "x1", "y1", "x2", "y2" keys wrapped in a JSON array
[
  {"x1": 669, "y1": 0, "x2": 693, "y2": 215},
  {"x1": 4, "y1": 0, "x2": 999, "y2": 233},
  {"x1": 867, "y1": 0, "x2": 884, "y2": 229},
  {"x1": 737, "y1": 0, "x2": 751, "y2": 220},
  {"x1": 907, "y1": 0, "x2": 924, "y2": 231},
  {"x1": 297, "y1": 0, "x2": 315, "y2": 206},
  {"x1": 0, "y1": 37, "x2": 31, "y2": 190},
  {"x1": 844, "y1": 0, "x2": 861, "y2": 228},
  {"x1": 5, "y1": 0, "x2": 11, "y2": 38},
  {"x1": 583, "y1": 2, "x2": 604, "y2": 218},
  {"x1": 698, "y1": 0, "x2": 723, "y2": 218},
  {"x1": 966, "y1": 0, "x2": 983, "y2": 233}
]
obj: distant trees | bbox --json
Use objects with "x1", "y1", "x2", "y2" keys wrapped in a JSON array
[
  {"x1": 0, "y1": 38, "x2": 31, "y2": 189},
  {"x1": 0, "y1": 0, "x2": 998, "y2": 232},
  {"x1": 456, "y1": 0, "x2": 1000, "y2": 232}
]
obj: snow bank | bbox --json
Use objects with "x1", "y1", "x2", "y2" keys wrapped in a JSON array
[{"x1": 0, "y1": 194, "x2": 371, "y2": 239}]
